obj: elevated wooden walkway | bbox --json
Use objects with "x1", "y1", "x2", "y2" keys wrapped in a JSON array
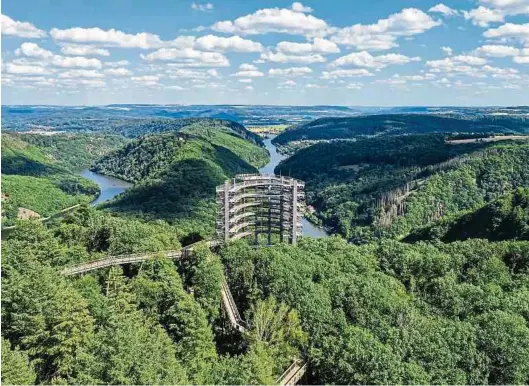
[{"x1": 59, "y1": 240, "x2": 306, "y2": 384}]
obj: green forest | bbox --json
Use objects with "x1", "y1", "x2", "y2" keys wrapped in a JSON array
[
  {"x1": 3, "y1": 115, "x2": 529, "y2": 385},
  {"x1": 0, "y1": 133, "x2": 126, "y2": 225},
  {"x1": 273, "y1": 114, "x2": 529, "y2": 147}
]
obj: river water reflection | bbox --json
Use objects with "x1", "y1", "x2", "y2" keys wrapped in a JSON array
[
  {"x1": 80, "y1": 169, "x2": 132, "y2": 206},
  {"x1": 259, "y1": 137, "x2": 329, "y2": 238}
]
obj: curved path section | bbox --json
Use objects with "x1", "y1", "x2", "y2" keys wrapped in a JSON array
[{"x1": 60, "y1": 240, "x2": 306, "y2": 384}]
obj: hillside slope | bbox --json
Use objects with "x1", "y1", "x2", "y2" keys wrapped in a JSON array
[
  {"x1": 1, "y1": 133, "x2": 104, "y2": 224},
  {"x1": 404, "y1": 187, "x2": 529, "y2": 242},
  {"x1": 92, "y1": 131, "x2": 268, "y2": 239},
  {"x1": 276, "y1": 134, "x2": 529, "y2": 242},
  {"x1": 273, "y1": 114, "x2": 529, "y2": 146}
]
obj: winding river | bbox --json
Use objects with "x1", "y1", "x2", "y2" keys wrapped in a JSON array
[
  {"x1": 80, "y1": 137, "x2": 328, "y2": 238},
  {"x1": 259, "y1": 137, "x2": 329, "y2": 238},
  {"x1": 80, "y1": 169, "x2": 132, "y2": 206}
]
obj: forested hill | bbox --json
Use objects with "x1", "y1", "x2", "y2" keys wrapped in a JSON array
[
  {"x1": 1, "y1": 133, "x2": 127, "y2": 225},
  {"x1": 276, "y1": 134, "x2": 529, "y2": 243},
  {"x1": 273, "y1": 114, "x2": 529, "y2": 146},
  {"x1": 108, "y1": 118, "x2": 264, "y2": 146},
  {"x1": 92, "y1": 130, "x2": 268, "y2": 239},
  {"x1": 404, "y1": 187, "x2": 529, "y2": 243}
]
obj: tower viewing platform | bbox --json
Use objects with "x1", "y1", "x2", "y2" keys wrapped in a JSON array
[{"x1": 216, "y1": 174, "x2": 305, "y2": 246}]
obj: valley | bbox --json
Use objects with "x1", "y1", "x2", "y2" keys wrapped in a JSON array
[{"x1": 2, "y1": 107, "x2": 529, "y2": 385}]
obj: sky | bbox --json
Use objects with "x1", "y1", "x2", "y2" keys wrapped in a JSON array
[{"x1": 1, "y1": 0, "x2": 529, "y2": 106}]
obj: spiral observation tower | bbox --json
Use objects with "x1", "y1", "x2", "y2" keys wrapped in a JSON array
[{"x1": 216, "y1": 174, "x2": 305, "y2": 246}]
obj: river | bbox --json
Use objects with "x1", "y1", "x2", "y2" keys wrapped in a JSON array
[
  {"x1": 80, "y1": 169, "x2": 132, "y2": 206},
  {"x1": 80, "y1": 138, "x2": 328, "y2": 238},
  {"x1": 259, "y1": 137, "x2": 329, "y2": 238}
]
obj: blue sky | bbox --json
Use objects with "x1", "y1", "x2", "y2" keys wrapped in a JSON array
[{"x1": 2, "y1": 0, "x2": 529, "y2": 106}]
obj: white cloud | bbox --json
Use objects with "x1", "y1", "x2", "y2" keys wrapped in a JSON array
[
  {"x1": 278, "y1": 79, "x2": 297, "y2": 88},
  {"x1": 463, "y1": 7, "x2": 504, "y2": 27},
  {"x1": 3, "y1": 62, "x2": 52, "y2": 75},
  {"x1": 166, "y1": 68, "x2": 219, "y2": 79},
  {"x1": 50, "y1": 27, "x2": 164, "y2": 49},
  {"x1": 482, "y1": 64, "x2": 520, "y2": 78},
  {"x1": 243, "y1": 85, "x2": 254, "y2": 91},
  {"x1": 331, "y1": 8, "x2": 442, "y2": 50},
  {"x1": 475, "y1": 44, "x2": 521, "y2": 56},
  {"x1": 442, "y1": 46, "x2": 453, "y2": 55},
  {"x1": 14, "y1": 42, "x2": 103, "y2": 69},
  {"x1": 305, "y1": 83, "x2": 320, "y2": 88},
  {"x1": 104, "y1": 67, "x2": 132, "y2": 76},
  {"x1": 321, "y1": 69, "x2": 374, "y2": 79},
  {"x1": 514, "y1": 55, "x2": 529, "y2": 63},
  {"x1": 191, "y1": 2, "x2": 214, "y2": 12},
  {"x1": 331, "y1": 51, "x2": 420, "y2": 69},
  {"x1": 212, "y1": 5, "x2": 329, "y2": 36},
  {"x1": 268, "y1": 67, "x2": 313, "y2": 76},
  {"x1": 51, "y1": 55, "x2": 102, "y2": 69},
  {"x1": 479, "y1": 0, "x2": 529, "y2": 16},
  {"x1": 483, "y1": 22, "x2": 529, "y2": 45},
  {"x1": 276, "y1": 38, "x2": 340, "y2": 54},
  {"x1": 238, "y1": 78, "x2": 253, "y2": 83},
  {"x1": 60, "y1": 44, "x2": 110, "y2": 57},
  {"x1": 195, "y1": 34, "x2": 263, "y2": 52},
  {"x1": 291, "y1": 2, "x2": 313, "y2": 13},
  {"x1": 141, "y1": 48, "x2": 229, "y2": 67},
  {"x1": 429, "y1": 3, "x2": 459, "y2": 16},
  {"x1": 1, "y1": 14, "x2": 46, "y2": 38},
  {"x1": 239, "y1": 63, "x2": 258, "y2": 71},
  {"x1": 259, "y1": 51, "x2": 326, "y2": 63},
  {"x1": 131, "y1": 75, "x2": 161, "y2": 86},
  {"x1": 232, "y1": 64, "x2": 264, "y2": 78},
  {"x1": 166, "y1": 85, "x2": 186, "y2": 90},
  {"x1": 58, "y1": 69, "x2": 104, "y2": 78},
  {"x1": 60, "y1": 78, "x2": 106, "y2": 88},
  {"x1": 15, "y1": 42, "x2": 53, "y2": 58}
]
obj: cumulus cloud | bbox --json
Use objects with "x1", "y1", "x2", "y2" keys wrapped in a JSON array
[
  {"x1": 141, "y1": 48, "x2": 229, "y2": 67},
  {"x1": 276, "y1": 38, "x2": 340, "y2": 54},
  {"x1": 166, "y1": 68, "x2": 219, "y2": 79},
  {"x1": 15, "y1": 42, "x2": 53, "y2": 58},
  {"x1": 1, "y1": 14, "x2": 47, "y2": 38},
  {"x1": 195, "y1": 34, "x2": 263, "y2": 52},
  {"x1": 278, "y1": 79, "x2": 297, "y2": 88},
  {"x1": 50, "y1": 27, "x2": 164, "y2": 49},
  {"x1": 60, "y1": 44, "x2": 110, "y2": 57},
  {"x1": 239, "y1": 63, "x2": 258, "y2": 71},
  {"x1": 232, "y1": 63, "x2": 264, "y2": 78},
  {"x1": 291, "y1": 2, "x2": 313, "y2": 13},
  {"x1": 331, "y1": 51, "x2": 420, "y2": 69},
  {"x1": 58, "y1": 69, "x2": 104, "y2": 78},
  {"x1": 104, "y1": 67, "x2": 132, "y2": 76},
  {"x1": 321, "y1": 69, "x2": 374, "y2": 79},
  {"x1": 3, "y1": 62, "x2": 52, "y2": 75},
  {"x1": 331, "y1": 8, "x2": 442, "y2": 50},
  {"x1": 483, "y1": 22, "x2": 529, "y2": 45},
  {"x1": 259, "y1": 51, "x2": 326, "y2": 63},
  {"x1": 131, "y1": 75, "x2": 161, "y2": 86},
  {"x1": 268, "y1": 67, "x2": 313, "y2": 76},
  {"x1": 14, "y1": 42, "x2": 103, "y2": 68},
  {"x1": 211, "y1": 5, "x2": 329, "y2": 36},
  {"x1": 191, "y1": 2, "x2": 214, "y2": 12},
  {"x1": 479, "y1": 0, "x2": 529, "y2": 16},
  {"x1": 429, "y1": 3, "x2": 459, "y2": 16},
  {"x1": 475, "y1": 44, "x2": 521, "y2": 56},
  {"x1": 463, "y1": 6, "x2": 504, "y2": 27}
]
